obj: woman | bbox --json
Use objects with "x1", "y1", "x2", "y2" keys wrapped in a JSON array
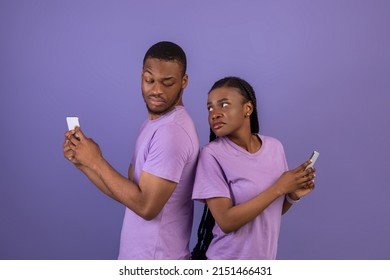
[{"x1": 191, "y1": 77, "x2": 315, "y2": 260}]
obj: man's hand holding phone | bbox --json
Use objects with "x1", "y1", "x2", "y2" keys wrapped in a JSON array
[
  {"x1": 64, "y1": 117, "x2": 80, "y2": 163},
  {"x1": 66, "y1": 116, "x2": 80, "y2": 140},
  {"x1": 64, "y1": 117, "x2": 103, "y2": 169}
]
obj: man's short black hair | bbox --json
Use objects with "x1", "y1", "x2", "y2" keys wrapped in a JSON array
[{"x1": 143, "y1": 41, "x2": 187, "y2": 75}]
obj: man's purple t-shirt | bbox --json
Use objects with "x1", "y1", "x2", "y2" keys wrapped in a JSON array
[
  {"x1": 118, "y1": 106, "x2": 199, "y2": 259},
  {"x1": 192, "y1": 135, "x2": 288, "y2": 259}
]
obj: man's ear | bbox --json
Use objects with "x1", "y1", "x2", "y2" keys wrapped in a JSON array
[{"x1": 181, "y1": 74, "x2": 188, "y2": 89}]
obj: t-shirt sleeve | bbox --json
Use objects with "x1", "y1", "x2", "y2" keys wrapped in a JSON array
[
  {"x1": 142, "y1": 124, "x2": 192, "y2": 183},
  {"x1": 192, "y1": 146, "x2": 231, "y2": 201},
  {"x1": 280, "y1": 143, "x2": 289, "y2": 172}
]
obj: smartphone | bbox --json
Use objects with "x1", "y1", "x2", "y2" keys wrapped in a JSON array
[
  {"x1": 305, "y1": 150, "x2": 320, "y2": 170},
  {"x1": 66, "y1": 117, "x2": 80, "y2": 139},
  {"x1": 66, "y1": 117, "x2": 80, "y2": 130}
]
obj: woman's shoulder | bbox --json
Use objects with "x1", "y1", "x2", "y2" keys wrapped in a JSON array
[
  {"x1": 260, "y1": 135, "x2": 286, "y2": 156},
  {"x1": 200, "y1": 138, "x2": 221, "y2": 155},
  {"x1": 261, "y1": 134, "x2": 283, "y2": 146}
]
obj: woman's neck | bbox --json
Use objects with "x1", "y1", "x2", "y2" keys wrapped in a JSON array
[{"x1": 228, "y1": 132, "x2": 261, "y2": 154}]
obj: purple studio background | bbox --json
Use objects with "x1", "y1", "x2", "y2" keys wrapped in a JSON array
[{"x1": 1, "y1": 0, "x2": 389, "y2": 260}]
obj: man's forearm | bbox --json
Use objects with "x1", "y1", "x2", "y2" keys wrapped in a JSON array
[
  {"x1": 90, "y1": 157, "x2": 149, "y2": 217},
  {"x1": 77, "y1": 164, "x2": 118, "y2": 201}
]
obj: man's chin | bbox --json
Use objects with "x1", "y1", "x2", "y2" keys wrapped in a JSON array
[{"x1": 146, "y1": 104, "x2": 173, "y2": 116}]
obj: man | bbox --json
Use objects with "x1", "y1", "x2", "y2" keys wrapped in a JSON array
[{"x1": 63, "y1": 41, "x2": 199, "y2": 259}]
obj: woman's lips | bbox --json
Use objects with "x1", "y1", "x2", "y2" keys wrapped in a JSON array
[{"x1": 212, "y1": 121, "x2": 225, "y2": 130}]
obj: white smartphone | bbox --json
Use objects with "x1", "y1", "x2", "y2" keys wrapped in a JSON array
[
  {"x1": 305, "y1": 150, "x2": 320, "y2": 170},
  {"x1": 66, "y1": 116, "x2": 80, "y2": 130},
  {"x1": 66, "y1": 117, "x2": 80, "y2": 139}
]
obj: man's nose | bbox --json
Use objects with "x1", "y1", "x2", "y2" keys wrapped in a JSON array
[{"x1": 151, "y1": 82, "x2": 162, "y2": 94}]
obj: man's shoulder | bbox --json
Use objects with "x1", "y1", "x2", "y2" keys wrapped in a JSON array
[
  {"x1": 153, "y1": 120, "x2": 197, "y2": 148},
  {"x1": 171, "y1": 106, "x2": 195, "y2": 124},
  {"x1": 155, "y1": 122, "x2": 187, "y2": 136},
  {"x1": 165, "y1": 107, "x2": 198, "y2": 137}
]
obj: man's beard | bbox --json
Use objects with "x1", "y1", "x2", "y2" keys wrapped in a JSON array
[{"x1": 145, "y1": 88, "x2": 183, "y2": 116}]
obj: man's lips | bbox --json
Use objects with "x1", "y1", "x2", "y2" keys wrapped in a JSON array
[{"x1": 148, "y1": 96, "x2": 165, "y2": 106}]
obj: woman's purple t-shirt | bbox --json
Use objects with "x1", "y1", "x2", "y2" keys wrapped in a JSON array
[{"x1": 192, "y1": 135, "x2": 288, "y2": 259}]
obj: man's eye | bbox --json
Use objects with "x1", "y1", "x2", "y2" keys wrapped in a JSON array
[
  {"x1": 145, "y1": 79, "x2": 153, "y2": 84},
  {"x1": 208, "y1": 107, "x2": 213, "y2": 112},
  {"x1": 222, "y1": 103, "x2": 228, "y2": 108}
]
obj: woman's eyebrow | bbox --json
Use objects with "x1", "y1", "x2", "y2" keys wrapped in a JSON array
[{"x1": 207, "y1": 98, "x2": 229, "y2": 105}]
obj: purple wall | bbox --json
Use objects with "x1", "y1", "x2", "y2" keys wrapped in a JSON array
[{"x1": 1, "y1": 0, "x2": 389, "y2": 259}]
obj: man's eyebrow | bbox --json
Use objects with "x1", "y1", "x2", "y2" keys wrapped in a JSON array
[
  {"x1": 142, "y1": 71, "x2": 176, "y2": 81},
  {"x1": 161, "y1": 76, "x2": 176, "y2": 81}
]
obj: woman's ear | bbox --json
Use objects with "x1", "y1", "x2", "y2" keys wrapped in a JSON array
[{"x1": 245, "y1": 101, "x2": 254, "y2": 117}]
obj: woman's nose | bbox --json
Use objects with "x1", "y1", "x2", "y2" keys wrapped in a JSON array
[{"x1": 211, "y1": 110, "x2": 222, "y2": 120}]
